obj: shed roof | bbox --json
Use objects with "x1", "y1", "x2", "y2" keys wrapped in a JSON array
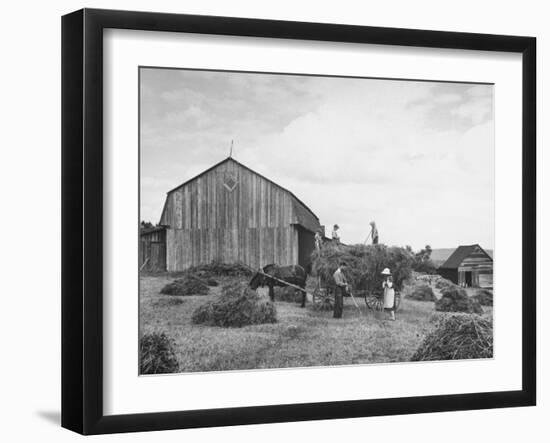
[
  {"x1": 166, "y1": 157, "x2": 321, "y2": 232},
  {"x1": 439, "y1": 244, "x2": 493, "y2": 269}
]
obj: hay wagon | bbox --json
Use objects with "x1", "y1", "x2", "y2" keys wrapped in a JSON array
[{"x1": 312, "y1": 281, "x2": 401, "y2": 312}]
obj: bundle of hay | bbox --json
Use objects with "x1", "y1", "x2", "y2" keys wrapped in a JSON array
[
  {"x1": 139, "y1": 332, "x2": 180, "y2": 374},
  {"x1": 185, "y1": 261, "x2": 253, "y2": 278},
  {"x1": 192, "y1": 282, "x2": 277, "y2": 327},
  {"x1": 160, "y1": 276, "x2": 209, "y2": 296},
  {"x1": 435, "y1": 286, "x2": 483, "y2": 314},
  {"x1": 411, "y1": 314, "x2": 493, "y2": 361},
  {"x1": 472, "y1": 289, "x2": 493, "y2": 306},
  {"x1": 405, "y1": 284, "x2": 437, "y2": 302},
  {"x1": 311, "y1": 243, "x2": 414, "y2": 292},
  {"x1": 435, "y1": 277, "x2": 455, "y2": 290}
]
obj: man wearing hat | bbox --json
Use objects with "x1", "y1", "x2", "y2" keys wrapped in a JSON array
[
  {"x1": 333, "y1": 263, "x2": 349, "y2": 318},
  {"x1": 382, "y1": 267, "x2": 396, "y2": 321}
]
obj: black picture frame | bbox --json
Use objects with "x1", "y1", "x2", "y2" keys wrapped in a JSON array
[{"x1": 61, "y1": 8, "x2": 536, "y2": 435}]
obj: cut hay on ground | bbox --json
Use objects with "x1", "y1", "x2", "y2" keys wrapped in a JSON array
[
  {"x1": 435, "y1": 286, "x2": 483, "y2": 314},
  {"x1": 160, "y1": 276, "x2": 209, "y2": 296},
  {"x1": 472, "y1": 289, "x2": 493, "y2": 306},
  {"x1": 192, "y1": 282, "x2": 277, "y2": 327},
  {"x1": 411, "y1": 314, "x2": 493, "y2": 361},
  {"x1": 405, "y1": 284, "x2": 436, "y2": 302},
  {"x1": 139, "y1": 332, "x2": 180, "y2": 374}
]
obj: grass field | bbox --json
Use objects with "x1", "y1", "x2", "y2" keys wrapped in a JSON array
[{"x1": 140, "y1": 274, "x2": 492, "y2": 373}]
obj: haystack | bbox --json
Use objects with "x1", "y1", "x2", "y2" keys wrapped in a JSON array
[
  {"x1": 311, "y1": 243, "x2": 413, "y2": 292},
  {"x1": 435, "y1": 286, "x2": 483, "y2": 314},
  {"x1": 435, "y1": 277, "x2": 455, "y2": 290},
  {"x1": 160, "y1": 276, "x2": 209, "y2": 296},
  {"x1": 411, "y1": 314, "x2": 493, "y2": 361},
  {"x1": 139, "y1": 332, "x2": 180, "y2": 374},
  {"x1": 185, "y1": 261, "x2": 253, "y2": 278},
  {"x1": 192, "y1": 282, "x2": 277, "y2": 327},
  {"x1": 472, "y1": 289, "x2": 493, "y2": 306},
  {"x1": 405, "y1": 283, "x2": 437, "y2": 302}
]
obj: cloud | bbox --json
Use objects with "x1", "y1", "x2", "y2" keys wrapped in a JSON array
[{"x1": 139, "y1": 69, "x2": 494, "y2": 249}]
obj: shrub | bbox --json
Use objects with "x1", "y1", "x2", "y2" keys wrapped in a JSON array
[
  {"x1": 405, "y1": 284, "x2": 437, "y2": 302},
  {"x1": 435, "y1": 286, "x2": 483, "y2": 314},
  {"x1": 160, "y1": 276, "x2": 209, "y2": 296},
  {"x1": 472, "y1": 289, "x2": 493, "y2": 306},
  {"x1": 192, "y1": 282, "x2": 277, "y2": 327},
  {"x1": 139, "y1": 332, "x2": 180, "y2": 374},
  {"x1": 411, "y1": 314, "x2": 493, "y2": 361},
  {"x1": 311, "y1": 243, "x2": 414, "y2": 292}
]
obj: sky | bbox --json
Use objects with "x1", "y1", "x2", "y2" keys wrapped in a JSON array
[{"x1": 140, "y1": 68, "x2": 494, "y2": 250}]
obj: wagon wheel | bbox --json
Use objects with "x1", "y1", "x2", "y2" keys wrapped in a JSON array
[{"x1": 365, "y1": 293, "x2": 384, "y2": 311}]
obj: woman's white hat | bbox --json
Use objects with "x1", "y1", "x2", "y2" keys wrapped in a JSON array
[{"x1": 381, "y1": 268, "x2": 391, "y2": 275}]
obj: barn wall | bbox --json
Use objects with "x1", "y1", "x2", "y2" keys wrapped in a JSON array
[
  {"x1": 140, "y1": 229, "x2": 166, "y2": 272},
  {"x1": 162, "y1": 160, "x2": 302, "y2": 271}
]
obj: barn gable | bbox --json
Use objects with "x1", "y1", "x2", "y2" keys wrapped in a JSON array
[
  {"x1": 439, "y1": 244, "x2": 493, "y2": 269},
  {"x1": 438, "y1": 244, "x2": 493, "y2": 288},
  {"x1": 155, "y1": 157, "x2": 321, "y2": 271}
]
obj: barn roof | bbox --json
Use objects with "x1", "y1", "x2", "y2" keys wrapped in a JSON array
[
  {"x1": 166, "y1": 157, "x2": 321, "y2": 231},
  {"x1": 439, "y1": 244, "x2": 493, "y2": 269}
]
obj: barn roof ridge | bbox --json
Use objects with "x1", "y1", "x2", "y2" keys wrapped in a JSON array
[
  {"x1": 439, "y1": 244, "x2": 493, "y2": 269},
  {"x1": 165, "y1": 156, "x2": 320, "y2": 223}
]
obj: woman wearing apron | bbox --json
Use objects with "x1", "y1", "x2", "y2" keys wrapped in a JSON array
[{"x1": 382, "y1": 268, "x2": 396, "y2": 321}]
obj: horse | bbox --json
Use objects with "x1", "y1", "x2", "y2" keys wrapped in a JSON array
[{"x1": 249, "y1": 264, "x2": 308, "y2": 307}]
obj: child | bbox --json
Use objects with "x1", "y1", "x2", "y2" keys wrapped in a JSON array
[{"x1": 382, "y1": 268, "x2": 396, "y2": 321}]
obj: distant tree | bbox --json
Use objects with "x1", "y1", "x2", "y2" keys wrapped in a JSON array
[
  {"x1": 412, "y1": 245, "x2": 437, "y2": 274},
  {"x1": 140, "y1": 221, "x2": 154, "y2": 230}
]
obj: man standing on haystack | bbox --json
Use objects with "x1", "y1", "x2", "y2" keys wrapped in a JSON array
[
  {"x1": 333, "y1": 263, "x2": 349, "y2": 319},
  {"x1": 365, "y1": 221, "x2": 379, "y2": 245}
]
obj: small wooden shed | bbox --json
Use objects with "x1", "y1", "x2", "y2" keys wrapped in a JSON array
[
  {"x1": 139, "y1": 226, "x2": 167, "y2": 272},
  {"x1": 437, "y1": 244, "x2": 493, "y2": 288}
]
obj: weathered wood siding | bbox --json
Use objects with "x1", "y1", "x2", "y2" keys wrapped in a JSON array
[
  {"x1": 458, "y1": 251, "x2": 493, "y2": 288},
  {"x1": 161, "y1": 159, "x2": 302, "y2": 271},
  {"x1": 140, "y1": 229, "x2": 167, "y2": 272}
]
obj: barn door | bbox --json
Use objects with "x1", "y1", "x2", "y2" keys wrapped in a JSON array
[{"x1": 297, "y1": 226, "x2": 314, "y2": 271}]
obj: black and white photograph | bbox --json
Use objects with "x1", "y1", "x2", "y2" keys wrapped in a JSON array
[{"x1": 139, "y1": 67, "x2": 495, "y2": 374}]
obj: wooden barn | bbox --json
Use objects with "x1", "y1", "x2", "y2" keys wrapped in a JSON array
[
  {"x1": 140, "y1": 157, "x2": 322, "y2": 272},
  {"x1": 437, "y1": 244, "x2": 493, "y2": 288}
]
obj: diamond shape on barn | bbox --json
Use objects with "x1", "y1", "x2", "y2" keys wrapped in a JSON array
[{"x1": 223, "y1": 172, "x2": 238, "y2": 192}]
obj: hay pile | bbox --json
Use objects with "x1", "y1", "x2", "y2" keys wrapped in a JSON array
[
  {"x1": 472, "y1": 289, "x2": 493, "y2": 306},
  {"x1": 185, "y1": 261, "x2": 253, "y2": 278},
  {"x1": 405, "y1": 284, "x2": 437, "y2": 302},
  {"x1": 311, "y1": 243, "x2": 414, "y2": 292},
  {"x1": 435, "y1": 286, "x2": 483, "y2": 314},
  {"x1": 411, "y1": 314, "x2": 493, "y2": 361},
  {"x1": 435, "y1": 277, "x2": 455, "y2": 290},
  {"x1": 160, "y1": 276, "x2": 210, "y2": 296},
  {"x1": 192, "y1": 282, "x2": 277, "y2": 327},
  {"x1": 139, "y1": 332, "x2": 180, "y2": 374}
]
